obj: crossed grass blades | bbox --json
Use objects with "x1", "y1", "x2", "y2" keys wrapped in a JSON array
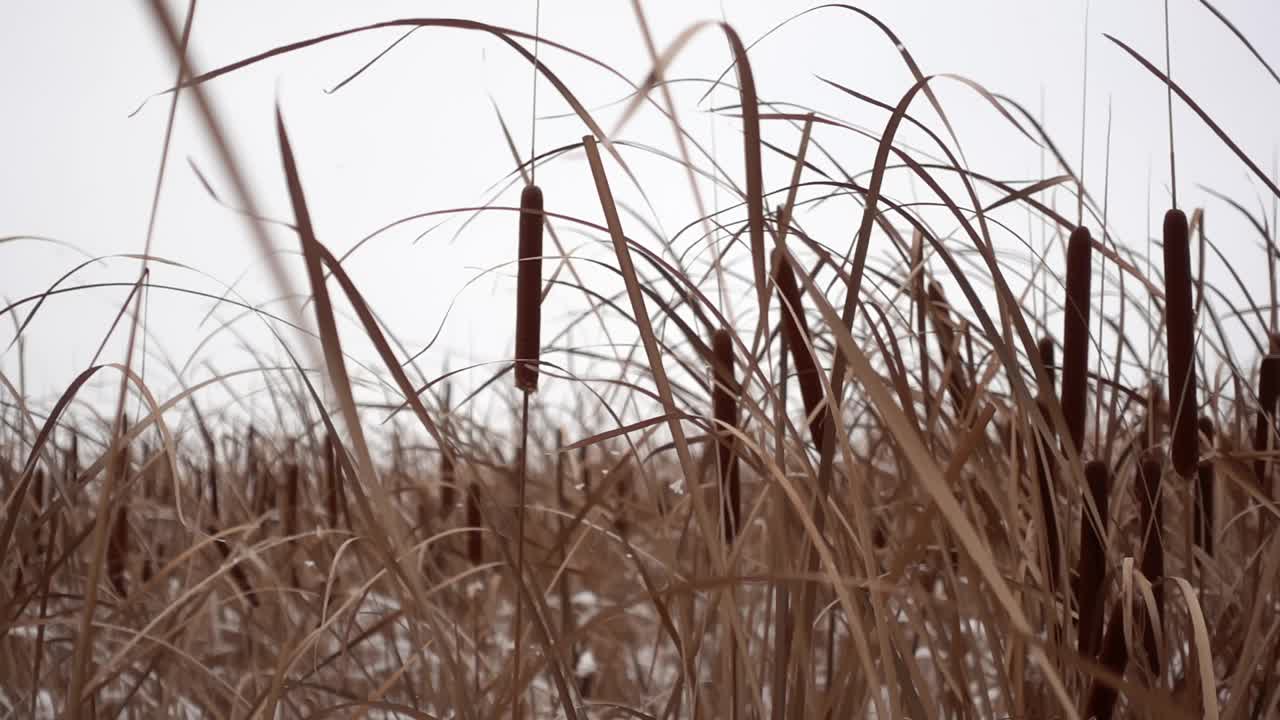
[{"x1": 3, "y1": 2, "x2": 1280, "y2": 718}]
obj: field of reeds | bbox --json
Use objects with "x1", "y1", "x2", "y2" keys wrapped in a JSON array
[{"x1": 4, "y1": 1, "x2": 1280, "y2": 718}]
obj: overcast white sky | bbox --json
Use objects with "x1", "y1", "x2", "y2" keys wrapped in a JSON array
[{"x1": 3, "y1": 1, "x2": 1279, "y2": 427}]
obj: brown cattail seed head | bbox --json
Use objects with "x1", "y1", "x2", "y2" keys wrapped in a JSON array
[
  {"x1": 711, "y1": 328, "x2": 740, "y2": 542},
  {"x1": 771, "y1": 247, "x2": 824, "y2": 444},
  {"x1": 1037, "y1": 335, "x2": 1056, "y2": 390},
  {"x1": 1163, "y1": 209, "x2": 1199, "y2": 477},
  {"x1": 514, "y1": 183, "x2": 545, "y2": 393},
  {"x1": 1061, "y1": 226, "x2": 1092, "y2": 455},
  {"x1": 1255, "y1": 337, "x2": 1280, "y2": 490},
  {"x1": 466, "y1": 482, "x2": 483, "y2": 566}
]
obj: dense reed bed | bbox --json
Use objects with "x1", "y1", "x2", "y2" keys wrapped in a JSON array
[{"x1": 4, "y1": 2, "x2": 1280, "y2": 718}]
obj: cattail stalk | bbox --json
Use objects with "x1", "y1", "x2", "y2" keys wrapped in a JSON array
[
  {"x1": 711, "y1": 328, "x2": 741, "y2": 542},
  {"x1": 555, "y1": 430, "x2": 572, "y2": 637},
  {"x1": 1163, "y1": 209, "x2": 1199, "y2": 477},
  {"x1": 1062, "y1": 226, "x2": 1092, "y2": 455},
  {"x1": 1077, "y1": 460, "x2": 1110, "y2": 658}
]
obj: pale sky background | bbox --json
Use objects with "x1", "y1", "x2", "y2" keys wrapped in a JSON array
[{"x1": 3, "y1": 1, "x2": 1280, "y2": 432}]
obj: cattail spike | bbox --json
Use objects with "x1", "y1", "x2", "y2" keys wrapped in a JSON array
[
  {"x1": 711, "y1": 328, "x2": 741, "y2": 542},
  {"x1": 1037, "y1": 335, "x2": 1056, "y2": 390},
  {"x1": 515, "y1": 183, "x2": 545, "y2": 393},
  {"x1": 466, "y1": 482, "x2": 483, "y2": 566},
  {"x1": 1061, "y1": 226, "x2": 1092, "y2": 455},
  {"x1": 1254, "y1": 335, "x2": 1280, "y2": 492},
  {"x1": 1163, "y1": 208, "x2": 1199, "y2": 477},
  {"x1": 108, "y1": 505, "x2": 128, "y2": 597},
  {"x1": 771, "y1": 248, "x2": 824, "y2": 444}
]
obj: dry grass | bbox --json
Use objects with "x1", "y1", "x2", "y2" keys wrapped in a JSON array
[{"x1": 4, "y1": 2, "x2": 1280, "y2": 718}]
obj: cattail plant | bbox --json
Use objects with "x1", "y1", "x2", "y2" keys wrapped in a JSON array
[
  {"x1": 514, "y1": 184, "x2": 544, "y2": 393},
  {"x1": 1061, "y1": 226, "x2": 1092, "y2": 455},
  {"x1": 711, "y1": 328, "x2": 741, "y2": 542},
  {"x1": 1163, "y1": 209, "x2": 1199, "y2": 478},
  {"x1": 771, "y1": 247, "x2": 824, "y2": 445},
  {"x1": 1137, "y1": 452, "x2": 1164, "y2": 673},
  {"x1": 466, "y1": 481, "x2": 483, "y2": 567},
  {"x1": 1038, "y1": 335, "x2": 1056, "y2": 389},
  {"x1": 511, "y1": 180, "x2": 544, "y2": 719},
  {"x1": 108, "y1": 505, "x2": 128, "y2": 597},
  {"x1": 1076, "y1": 459, "x2": 1110, "y2": 658}
]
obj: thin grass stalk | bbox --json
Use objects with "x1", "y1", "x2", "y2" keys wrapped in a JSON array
[
  {"x1": 1137, "y1": 452, "x2": 1164, "y2": 674},
  {"x1": 441, "y1": 381, "x2": 456, "y2": 518},
  {"x1": 1077, "y1": 460, "x2": 1110, "y2": 658},
  {"x1": 912, "y1": 230, "x2": 932, "y2": 431},
  {"x1": 1195, "y1": 416, "x2": 1215, "y2": 557},
  {"x1": 30, "y1": 513, "x2": 58, "y2": 719},
  {"x1": 1163, "y1": 209, "x2": 1199, "y2": 477},
  {"x1": 1062, "y1": 226, "x2": 1093, "y2": 455},
  {"x1": 771, "y1": 328, "x2": 792, "y2": 720},
  {"x1": 555, "y1": 429, "x2": 572, "y2": 652},
  {"x1": 711, "y1": 328, "x2": 740, "y2": 542}
]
